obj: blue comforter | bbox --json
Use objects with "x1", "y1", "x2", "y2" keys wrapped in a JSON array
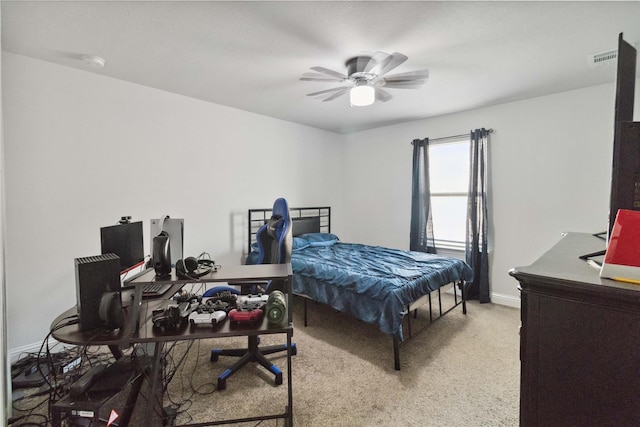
[{"x1": 251, "y1": 233, "x2": 473, "y2": 342}]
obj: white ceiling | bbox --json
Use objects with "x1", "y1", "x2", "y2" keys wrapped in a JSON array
[{"x1": 2, "y1": 1, "x2": 640, "y2": 134}]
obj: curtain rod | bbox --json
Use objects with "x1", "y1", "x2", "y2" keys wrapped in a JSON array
[{"x1": 413, "y1": 128, "x2": 494, "y2": 145}]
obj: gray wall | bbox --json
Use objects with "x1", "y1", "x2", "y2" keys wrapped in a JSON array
[
  {"x1": 341, "y1": 82, "x2": 640, "y2": 306},
  {"x1": 2, "y1": 53, "x2": 345, "y2": 352}
]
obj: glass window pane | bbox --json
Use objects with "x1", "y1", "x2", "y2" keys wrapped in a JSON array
[
  {"x1": 431, "y1": 196, "x2": 467, "y2": 243},
  {"x1": 429, "y1": 141, "x2": 470, "y2": 193}
]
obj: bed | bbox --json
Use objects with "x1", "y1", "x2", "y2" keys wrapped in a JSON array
[{"x1": 247, "y1": 206, "x2": 473, "y2": 370}]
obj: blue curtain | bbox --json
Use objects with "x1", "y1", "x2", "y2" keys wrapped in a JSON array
[
  {"x1": 410, "y1": 138, "x2": 436, "y2": 253},
  {"x1": 465, "y1": 128, "x2": 491, "y2": 303}
]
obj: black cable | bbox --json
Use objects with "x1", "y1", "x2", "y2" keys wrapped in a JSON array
[
  {"x1": 162, "y1": 341, "x2": 196, "y2": 424},
  {"x1": 9, "y1": 405, "x2": 49, "y2": 426},
  {"x1": 187, "y1": 340, "x2": 216, "y2": 396},
  {"x1": 129, "y1": 380, "x2": 166, "y2": 421},
  {"x1": 164, "y1": 340, "x2": 194, "y2": 387},
  {"x1": 11, "y1": 391, "x2": 49, "y2": 416},
  {"x1": 125, "y1": 343, "x2": 168, "y2": 422},
  {"x1": 11, "y1": 423, "x2": 46, "y2": 427},
  {"x1": 8, "y1": 412, "x2": 48, "y2": 427},
  {"x1": 163, "y1": 338, "x2": 228, "y2": 424}
]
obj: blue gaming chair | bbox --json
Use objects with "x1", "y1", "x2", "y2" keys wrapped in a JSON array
[{"x1": 211, "y1": 198, "x2": 297, "y2": 390}]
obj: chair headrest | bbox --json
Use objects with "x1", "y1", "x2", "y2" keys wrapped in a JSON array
[
  {"x1": 272, "y1": 198, "x2": 289, "y2": 221},
  {"x1": 267, "y1": 215, "x2": 284, "y2": 240}
]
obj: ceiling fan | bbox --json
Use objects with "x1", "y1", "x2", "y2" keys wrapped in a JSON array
[{"x1": 300, "y1": 51, "x2": 429, "y2": 107}]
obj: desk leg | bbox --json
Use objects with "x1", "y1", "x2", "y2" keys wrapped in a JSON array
[
  {"x1": 146, "y1": 341, "x2": 165, "y2": 424},
  {"x1": 51, "y1": 406, "x2": 62, "y2": 427},
  {"x1": 118, "y1": 371, "x2": 145, "y2": 426},
  {"x1": 108, "y1": 344, "x2": 124, "y2": 360},
  {"x1": 151, "y1": 341, "x2": 164, "y2": 393},
  {"x1": 287, "y1": 330, "x2": 293, "y2": 426}
]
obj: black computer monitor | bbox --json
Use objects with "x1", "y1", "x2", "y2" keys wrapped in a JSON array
[
  {"x1": 608, "y1": 32, "x2": 639, "y2": 240},
  {"x1": 100, "y1": 221, "x2": 145, "y2": 273}
]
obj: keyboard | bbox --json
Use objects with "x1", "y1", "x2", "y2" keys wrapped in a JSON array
[
  {"x1": 122, "y1": 268, "x2": 172, "y2": 297},
  {"x1": 142, "y1": 283, "x2": 172, "y2": 297}
]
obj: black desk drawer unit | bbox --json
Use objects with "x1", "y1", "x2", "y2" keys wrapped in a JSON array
[{"x1": 510, "y1": 232, "x2": 640, "y2": 426}]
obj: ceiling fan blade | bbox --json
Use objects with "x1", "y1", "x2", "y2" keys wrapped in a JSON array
[
  {"x1": 301, "y1": 78, "x2": 345, "y2": 82},
  {"x1": 300, "y1": 72, "x2": 345, "y2": 82},
  {"x1": 382, "y1": 80, "x2": 426, "y2": 89},
  {"x1": 322, "y1": 88, "x2": 350, "y2": 102},
  {"x1": 363, "y1": 51, "x2": 392, "y2": 73},
  {"x1": 375, "y1": 88, "x2": 393, "y2": 102},
  {"x1": 378, "y1": 52, "x2": 408, "y2": 76},
  {"x1": 300, "y1": 77, "x2": 342, "y2": 82},
  {"x1": 306, "y1": 86, "x2": 351, "y2": 97},
  {"x1": 384, "y1": 69, "x2": 430, "y2": 82},
  {"x1": 310, "y1": 66, "x2": 348, "y2": 80}
]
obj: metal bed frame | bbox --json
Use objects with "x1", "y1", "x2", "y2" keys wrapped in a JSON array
[
  {"x1": 248, "y1": 206, "x2": 331, "y2": 252},
  {"x1": 247, "y1": 206, "x2": 467, "y2": 370}
]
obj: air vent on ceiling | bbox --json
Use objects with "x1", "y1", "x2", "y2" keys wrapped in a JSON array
[{"x1": 588, "y1": 49, "x2": 617, "y2": 67}]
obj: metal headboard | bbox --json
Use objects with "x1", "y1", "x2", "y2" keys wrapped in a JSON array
[{"x1": 247, "y1": 206, "x2": 331, "y2": 253}]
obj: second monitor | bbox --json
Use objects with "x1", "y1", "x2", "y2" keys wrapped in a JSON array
[{"x1": 100, "y1": 220, "x2": 144, "y2": 273}]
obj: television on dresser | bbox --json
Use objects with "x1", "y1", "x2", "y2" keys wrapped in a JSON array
[{"x1": 607, "y1": 32, "x2": 640, "y2": 241}]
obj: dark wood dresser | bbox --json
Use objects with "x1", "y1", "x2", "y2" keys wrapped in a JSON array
[{"x1": 510, "y1": 232, "x2": 640, "y2": 426}]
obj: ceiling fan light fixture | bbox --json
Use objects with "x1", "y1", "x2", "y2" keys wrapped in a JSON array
[
  {"x1": 303, "y1": 51, "x2": 427, "y2": 105},
  {"x1": 350, "y1": 85, "x2": 375, "y2": 107}
]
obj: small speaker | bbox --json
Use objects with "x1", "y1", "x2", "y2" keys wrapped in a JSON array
[
  {"x1": 266, "y1": 290, "x2": 287, "y2": 324},
  {"x1": 75, "y1": 253, "x2": 122, "y2": 331}
]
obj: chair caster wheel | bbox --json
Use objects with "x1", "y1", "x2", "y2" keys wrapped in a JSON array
[
  {"x1": 217, "y1": 378, "x2": 226, "y2": 390},
  {"x1": 275, "y1": 372, "x2": 283, "y2": 386},
  {"x1": 210, "y1": 352, "x2": 219, "y2": 362},
  {"x1": 291, "y1": 346, "x2": 297, "y2": 356}
]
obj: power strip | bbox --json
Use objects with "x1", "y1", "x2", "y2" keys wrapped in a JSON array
[{"x1": 62, "y1": 357, "x2": 81, "y2": 374}]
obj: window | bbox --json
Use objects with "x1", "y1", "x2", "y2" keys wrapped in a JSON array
[{"x1": 429, "y1": 137, "x2": 470, "y2": 249}]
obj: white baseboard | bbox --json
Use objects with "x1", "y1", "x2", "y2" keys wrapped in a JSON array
[
  {"x1": 491, "y1": 292, "x2": 521, "y2": 309},
  {"x1": 444, "y1": 284, "x2": 520, "y2": 309},
  {"x1": 8, "y1": 338, "x2": 70, "y2": 363}
]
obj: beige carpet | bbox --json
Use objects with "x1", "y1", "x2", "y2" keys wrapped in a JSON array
[
  {"x1": 163, "y1": 296, "x2": 521, "y2": 426},
  {"x1": 10, "y1": 296, "x2": 520, "y2": 426}
]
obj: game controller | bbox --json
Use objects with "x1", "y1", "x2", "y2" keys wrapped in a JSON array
[
  {"x1": 173, "y1": 291, "x2": 202, "y2": 304},
  {"x1": 152, "y1": 301, "x2": 194, "y2": 329},
  {"x1": 228, "y1": 308, "x2": 264, "y2": 324},
  {"x1": 189, "y1": 310, "x2": 226, "y2": 328},
  {"x1": 203, "y1": 298, "x2": 233, "y2": 313},
  {"x1": 237, "y1": 294, "x2": 268, "y2": 310},
  {"x1": 188, "y1": 303, "x2": 226, "y2": 328},
  {"x1": 202, "y1": 286, "x2": 239, "y2": 303}
]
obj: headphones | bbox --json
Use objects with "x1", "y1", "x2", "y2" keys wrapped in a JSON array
[{"x1": 176, "y1": 257, "x2": 216, "y2": 279}]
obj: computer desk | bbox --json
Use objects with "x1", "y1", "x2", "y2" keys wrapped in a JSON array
[{"x1": 50, "y1": 263, "x2": 294, "y2": 426}]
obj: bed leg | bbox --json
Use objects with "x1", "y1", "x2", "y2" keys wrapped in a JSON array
[
  {"x1": 438, "y1": 288, "x2": 443, "y2": 317},
  {"x1": 393, "y1": 337, "x2": 401, "y2": 370},
  {"x1": 461, "y1": 281, "x2": 467, "y2": 315},
  {"x1": 454, "y1": 281, "x2": 459, "y2": 306},
  {"x1": 304, "y1": 298, "x2": 308, "y2": 327},
  {"x1": 428, "y1": 293, "x2": 433, "y2": 323}
]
